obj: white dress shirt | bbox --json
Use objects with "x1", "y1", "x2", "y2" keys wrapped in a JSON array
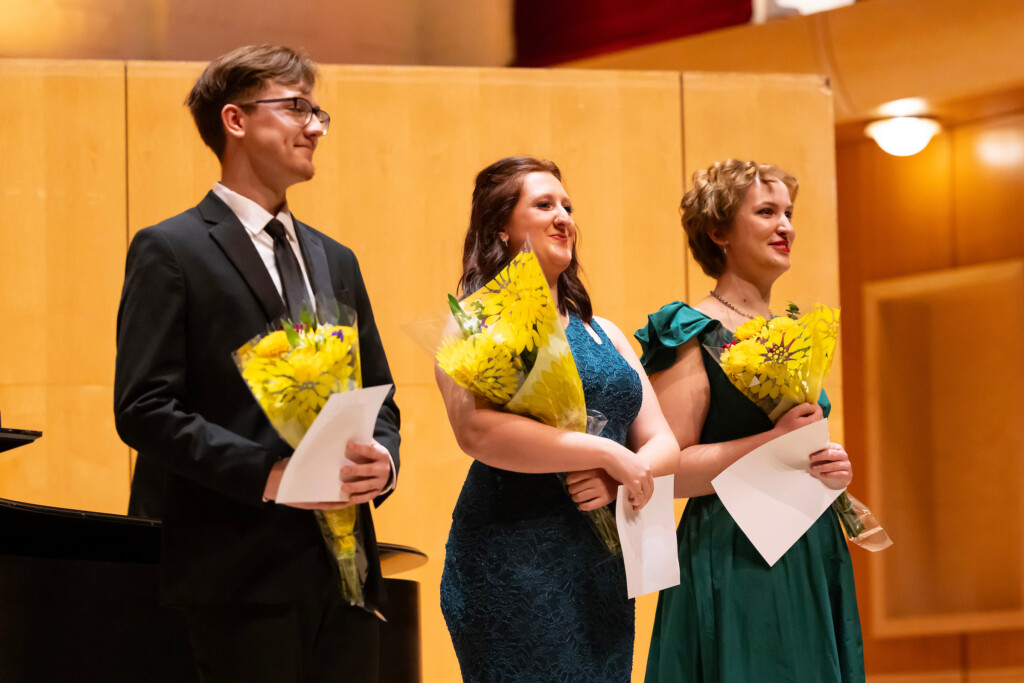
[{"x1": 212, "y1": 183, "x2": 316, "y2": 305}]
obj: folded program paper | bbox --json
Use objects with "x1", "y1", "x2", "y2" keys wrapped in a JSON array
[
  {"x1": 275, "y1": 384, "x2": 393, "y2": 503},
  {"x1": 711, "y1": 419, "x2": 843, "y2": 566},
  {"x1": 617, "y1": 474, "x2": 680, "y2": 598}
]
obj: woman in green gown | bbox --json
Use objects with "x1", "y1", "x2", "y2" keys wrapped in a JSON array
[{"x1": 636, "y1": 160, "x2": 865, "y2": 682}]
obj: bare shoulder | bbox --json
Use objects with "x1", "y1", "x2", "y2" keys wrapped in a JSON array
[
  {"x1": 591, "y1": 315, "x2": 628, "y2": 344},
  {"x1": 591, "y1": 315, "x2": 640, "y2": 360},
  {"x1": 691, "y1": 297, "x2": 720, "y2": 320}
]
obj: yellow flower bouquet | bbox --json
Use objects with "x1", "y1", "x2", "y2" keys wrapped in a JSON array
[
  {"x1": 436, "y1": 247, "x2": 621, "y2": 555},
  {"x1": 233, "y1": 307, "x2": 367, "y2": 606},
  {"x1": 713, "y1": 304, "x2": 891, "y2": 550},
  {"x1": 718, "y1": 304, "x2": 837, "y2": 423}
]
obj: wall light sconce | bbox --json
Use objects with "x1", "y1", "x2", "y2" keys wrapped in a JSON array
[{"x1": 864, "y1": 117, "x2": 941, "y2": 156}]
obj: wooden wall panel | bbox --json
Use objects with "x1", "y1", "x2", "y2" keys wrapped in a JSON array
[
  {"x1": 0, "y1": 60, "x2": 128, "y2": 512},
  {"x1": 949, "y1": 109, "x2": 1024, "y2": 683},
  {"x1": 952, "y1": 113, "x2": 1024, "y2": 266},
  {"x1": 836, "y1": 133, "x2": 962, "y2": 675},
  {"x1": 123, "y1": 62, "x2": 215, "y2": 478},
  {"x1": 864, "y1": 264, "x2": 1024, "y2": 635},
  {"x1": 290, "y1": 66, "x2": 685, "y2": 383},
  {"x1": 125, "y1": 62, "x2": 216, "y2": 237},
  {"x1": 838, "y1": 111, "x2": 1024, "y2": 677}
]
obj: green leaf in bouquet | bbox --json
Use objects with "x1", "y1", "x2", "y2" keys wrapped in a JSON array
[
  {"x1": 300, "y1": 305, "x2": 316, "y2": 329},
  {"x1": 448, "y1": 293, "x2": 485, "y2": 338},
  {"x1": 282, "y1": 319, "x2": 301, "y2": 347}
]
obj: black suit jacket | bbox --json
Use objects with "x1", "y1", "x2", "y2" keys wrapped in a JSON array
[{"x1": 114, "y1": 191, "x2": 400, "y2": 611}]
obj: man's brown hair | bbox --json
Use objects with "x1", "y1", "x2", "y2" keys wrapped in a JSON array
[{"x1": 185, "y1": 45, "x2": 318, "y2": 160}]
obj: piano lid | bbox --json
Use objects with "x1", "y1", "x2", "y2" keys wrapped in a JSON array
[{"x1": 0, "y1": 497, "x2": 160, "y2": 563}]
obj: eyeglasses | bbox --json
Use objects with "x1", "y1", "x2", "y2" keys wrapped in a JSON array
[{"x1": 240, "y1": 97, "x2": 331, "y2": 134}]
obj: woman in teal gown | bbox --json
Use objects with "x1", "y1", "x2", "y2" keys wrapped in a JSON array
[
  {"x1": 436, "y1": 157, "x2": 679, "y2": 681},
  {"x1": 636, "y1": 160, "x2": 864, "y2": 682}
]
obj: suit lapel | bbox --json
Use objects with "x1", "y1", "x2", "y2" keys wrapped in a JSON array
[
  {"x1": 293, "y1": 218, "x2": 334, "y2": 318},
  {"x1": 200, "y1": 191, "x2": 288, "y2": 323}
]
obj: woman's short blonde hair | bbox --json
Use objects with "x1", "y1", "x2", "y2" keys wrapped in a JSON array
[{"x1": 682, "y1": 159, "x2": 799, "y2": 277}]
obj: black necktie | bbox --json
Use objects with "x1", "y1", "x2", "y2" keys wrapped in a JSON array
[{"x1": 264, "y1": 218, "x2": 310, "y2": 321}]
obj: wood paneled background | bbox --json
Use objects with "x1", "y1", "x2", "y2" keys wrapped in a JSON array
[
  {"x1": 0, "y1": 60, "x2": 129, "y2": 512},
  {"x1": 0, "y1": 61, "x2": 839, "y2": 681},
  {"x1": 838, "y1": 113, "x2": 1024, "y2": 680}
]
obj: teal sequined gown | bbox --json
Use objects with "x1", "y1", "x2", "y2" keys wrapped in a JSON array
[
  {"x1": 636, "y1": 302, "x2": 864, "y2": 683},
  {"x1": 441, "y1": 316, "x2": 643, "y2": 682}
]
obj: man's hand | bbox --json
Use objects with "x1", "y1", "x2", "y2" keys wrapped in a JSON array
[
  {"x1": 262, "y1": 458, "x2": 352, "y2": 510},
  {"x1": 340, "y1": 440, "x2": 393, "y2": 504}
]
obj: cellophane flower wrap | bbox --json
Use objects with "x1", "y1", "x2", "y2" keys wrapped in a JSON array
[
  {"x1": 233, "y1": 306, "x2": 368, "y2": 606},
  {"x1": 435, "y1": 246, "x2": 621, "y2": 556},
  {"x1": 711, "y1": 304, "x2": 892, "y2": 551}
]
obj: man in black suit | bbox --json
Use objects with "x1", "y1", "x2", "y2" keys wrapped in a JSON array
[{"x1": 114, "y1": 45, "x2": 400, "y2": 682}]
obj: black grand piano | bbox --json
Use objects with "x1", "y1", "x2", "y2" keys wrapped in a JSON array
[{"x1": 0, "y1": 431, "x2": 425, "y2": 682}]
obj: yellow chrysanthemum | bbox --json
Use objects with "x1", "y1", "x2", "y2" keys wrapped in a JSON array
[
  {"x1": 436, "y1": 331, "x2": 524, "y2": 405},
  {"x1": 266, "y1": 359, "x2": 329, "y2": 430},
  {"x1": 717, "y1": 303, "x2": 841, "y2": 420},
  {"x1": 318, "y1": 329, "x2": 360, "y2": 387},
  {"x1": 241, "y1": 357, "x2": 291, "y2": 397},
  {"x1": 252, "y1": 330, "x2": 291, "y2": 358},
  {"x1": 475, "y1": 252, "x2": 558, "y2": 354},
  {"x1": 720, "y1": 339, "x2": 767, "y2": 396},
  {"x1": 733, "y1": 316, "x2": 767, "y2": 341},
  {"x1": 510, "y1": 351, "x2": 587, "y2": 432},
  {"x1": 767, "y1": 315, "x2": 798, "y2": 335},
  {"x1": 241, "y1": 334, "x2": 360, "y2": 434},
  {"x1": 759, "y1": 323, "x2": 810, "y2": 399},
  {"x1": 438, "y1": 247, "x2": 589, "y2": 428}
]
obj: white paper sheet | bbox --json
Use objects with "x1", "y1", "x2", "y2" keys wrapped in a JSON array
[
  {"x1": 616, "y1": 474, "x2": 680, "y2": 599},
  {"x1": 711, "y1": 418, "x2": 843, "y2": 566},
  {"x1": 274, "y1": 384, "x2": 393, "y2": 503}
]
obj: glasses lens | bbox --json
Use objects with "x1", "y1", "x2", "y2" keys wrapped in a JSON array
[
  {"x1": 287, "y1": 98, "x2": 310, "y2": 126},
  {"x1": 316, "y1": 110, "x2": 330, "y2": 134}
]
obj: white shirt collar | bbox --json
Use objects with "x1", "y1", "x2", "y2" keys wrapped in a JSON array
[{"x1": 212, "y1": 183, "x2": 297, "y2": 239}]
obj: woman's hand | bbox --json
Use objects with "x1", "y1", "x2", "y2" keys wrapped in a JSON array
[
  {"x1": 809, "y1": 442, "x2": 853, "y2": 490},
  {"x1": 602, "y1": 444, "x2": 654, "y2": 511},
  {"x1": 773, "y1": 402, "x2": 823, "y2": 437},
  {"x1": 565, "y1": 469, "x2": 617, "y2": 511}
]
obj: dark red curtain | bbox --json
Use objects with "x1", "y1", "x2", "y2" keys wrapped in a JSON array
[{"x1": 513, "y1": 0, "x2": 752, "y2": 67}]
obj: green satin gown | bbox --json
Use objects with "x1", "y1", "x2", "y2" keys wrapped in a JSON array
[{"x1": 636, "y1": 302, "x2": 865, "y2": 683}]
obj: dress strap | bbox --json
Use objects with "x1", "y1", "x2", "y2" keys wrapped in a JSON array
[{"x1": 586, "y1": 317, "x2": 613, "y2": 346}]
